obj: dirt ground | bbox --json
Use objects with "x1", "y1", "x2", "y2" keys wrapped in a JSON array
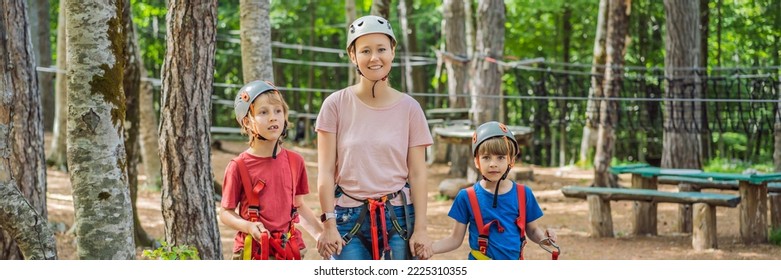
[{"x1": 44, "y1": 139, "x2": 781, "y2": 260}]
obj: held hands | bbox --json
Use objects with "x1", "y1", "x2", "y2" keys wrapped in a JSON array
[
  {"x1": 409, "y1": 231, "x2": 433, "y2": 260},
  {"x1": 317, "y1": 225, "x2": 344, "y2": 259}
]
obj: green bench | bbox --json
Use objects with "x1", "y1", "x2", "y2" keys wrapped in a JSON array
[
  {"x1": 658, "y1": 176, "x2": 781, "y2": 234},
  {"x1": 561, "y1": 186, "x2": 741, "y2": 250}
]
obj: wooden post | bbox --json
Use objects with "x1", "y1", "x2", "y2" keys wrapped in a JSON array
[
  {"x1": 587, "y1": 195, "x2": 614, "y2": 237},
  {"x1": 770, "y1": 193, "x2": 781, "y2": 232},
  {"x1": 692, "y1": 203, "x2": 717, "y2": 250},
  {"x1": 631, "y1": 174, "x2": 657, "y2": 235},
  {"x1": 676, "y1": 183, "x2": 696, "y2": 233},
  {"x1": 738, "y1": 181, "x2": 768, "y2": 244}
]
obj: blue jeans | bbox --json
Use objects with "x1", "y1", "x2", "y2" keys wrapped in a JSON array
[{"x1": 334, "y1": 204, "x2": 415, "y2": 260}]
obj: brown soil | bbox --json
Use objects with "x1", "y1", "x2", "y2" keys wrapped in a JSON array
[{"x1": 45, "y1": 139, "x2": 781, "y2": 260}]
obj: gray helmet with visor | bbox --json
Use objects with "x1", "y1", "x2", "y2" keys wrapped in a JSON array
[
  {"x1": 233, "y1": 80, "x2": 279, "y2": 125},
  {"x1": 471, "y1": 121, "x2": 519, "y2": 158}
]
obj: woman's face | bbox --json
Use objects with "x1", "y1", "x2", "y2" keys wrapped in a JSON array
[{"x1": 349, "y1": 33, "x2": 395, "y2": 81}]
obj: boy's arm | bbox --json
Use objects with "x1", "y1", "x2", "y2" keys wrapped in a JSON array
[
  {"x1": 525, "y1": 220, "x2": 556, "y2": 245},
  {"x1": 295, "y1": 195, "x2": 323, "y2": 240},
  {"x1": 219, "y1": 208, "x2": 266, "y2": 241},
  {"x1": 432, "y1": 221, "x2": 467, "y2": 255}
]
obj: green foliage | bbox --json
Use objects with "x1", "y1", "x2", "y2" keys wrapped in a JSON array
[
  {"x1": 434, "y1": 193, "x2": 452, "y2": 202},
  {"x1": 703, "y1": 157, "x2": 774, "y2": 174},
  {"x1": 142, "y1": 241, "x2": 200, "y2": 260},
  {"x1": 770, "y1": 228, "x2": 781, "y2": 246}
]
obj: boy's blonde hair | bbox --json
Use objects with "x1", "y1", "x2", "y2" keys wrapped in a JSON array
[{"x1": 477, "y1": 137, "x2": 517, "y2": 158}]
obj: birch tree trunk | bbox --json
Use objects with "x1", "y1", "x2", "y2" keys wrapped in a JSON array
[
  {"x1": 66, "y1": 0, "x2": 136, "y2": 259},
  {"x1": 594, "y1": 0, "x2": 630, "y2": 187},
  {"x1": 121, "y1": 0, "x2": 155, "y2": 248},
  {"x1": 471, "y1": 0, "x2": 505, "y2": 126},
  {"x1": 160, "y1": 0, "x2": 222, "y2": 260},
  {"x1": 28, "y1": 0, "x2": 54, "y2": 131},
  {"x1": 240, "y1": 0, "x2": 273, "y2": 83},
  {"x1": 662, "y1": 0, "x2": 702, "y2": 169},
  {"x1": 579, "y1": 0, "x2": 608, "y2": 165},
  {"x1": 0, "y1": 0, "x2": 55, "y2": 260},
  {"x1": 47, "y1": 1, "x2": 68, "y2": 172}
]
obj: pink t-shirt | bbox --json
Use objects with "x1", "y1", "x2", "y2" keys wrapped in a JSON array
[
  {"x1": 221, "y1": 149, "x2": 309, "y2": 253},
  {"x1": 316, "y1": 87, "x2": 433, "y2": 207}
]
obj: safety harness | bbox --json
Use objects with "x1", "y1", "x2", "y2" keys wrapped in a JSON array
[
  {"x1": 466, "y1": 185, "x2": 527, "y2": 260},
  {"x1": 335, "y1": 185, "x2": 413, "y2": 260},
  {"x1": 233, "y1": 150, "x2": 302, "y2": 260}
]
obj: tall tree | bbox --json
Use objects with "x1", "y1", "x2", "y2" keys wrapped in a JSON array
[
  {"x1": 27, "y1": 0, "x2": 54, "y2": 131},
  {"x1": 0, "y1": 0, "x2": 54, "y2": 260},
  {"x1": 579, "y1": 0, "x2": 608, "y2": 166},
  {"x1": 471, "y1": 0, "x2": 505, "y2": 126},
  {"x1": 443, "y1": 0, "x2": 470, "y2": 177},
  {"x1": 593, "y1": 0, "x2": 630, "y2": 187},
  {"x1": 371, "y1": 0, "x2": 390, "y2": 19},
  {"x1": 160, "y1": 0, "x2": 222, "y2": 260},
  {"x1": 121, "y1": 0, "x2": 155, "y2": 248},
  {"x1": 66, "y1": 0, "x2": 136, "y2": 259},
  {"x1": 398, "y1": 0, "x2": 426, "y2": 106},
  {"x1": 47, "y1": 1, "x2": 67, "y2": 171},
  {"x1": 774, "y1": 0, "x2": 781, "y2": 172},
  {"x1": 240, "y1": 0, "x2": 274, "y2": 83},
  {"x1": 345, "y1": 0, "x2": 357, "y2": 85},
  {"x1": 662, "y1": 0, "x2": 702, "y2": 169}
]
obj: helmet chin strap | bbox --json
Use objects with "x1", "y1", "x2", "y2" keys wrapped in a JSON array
[
  {"x1": 482, "y1": 167, "x2": 512, "y2": 208},
  {"x1": 356, "y1": 64, "x2": 388, "y2": 98},
  {"x1": 247, "y1": 120, "x2": 288, "y2": 159}
]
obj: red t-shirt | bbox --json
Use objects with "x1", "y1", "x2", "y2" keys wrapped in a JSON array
[{"x1": 221, "y1": 149, "x2": 310, "y2": 253}]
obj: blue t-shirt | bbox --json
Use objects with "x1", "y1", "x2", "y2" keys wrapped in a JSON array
[{"x1": 448, "y1": 181, "x2": 543, "y2": 260}]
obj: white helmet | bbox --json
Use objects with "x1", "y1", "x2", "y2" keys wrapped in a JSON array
[
  {"x1": 233, "y1": 80, "x2": 278, "y2": 125},
  {"x1": 346, "y1": 15, "x2": 396, "y2": 50}
]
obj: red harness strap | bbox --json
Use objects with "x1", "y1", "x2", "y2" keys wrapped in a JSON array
[
  {"x1": 466, "y1": 185, "x2": 526, "y2": 260},
  {"x1": 232, "y1": 149, "x2": 302, "y2": 260}
]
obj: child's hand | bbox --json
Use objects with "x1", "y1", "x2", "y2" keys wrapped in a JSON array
[
  {"x1": 409, "y1": 232, "x2": 433, "y2": 260},
  {"x1": 317, "y1": 227, "x2": 344, "y2": 259},
  {"x1": 542, "y1": 228, "x2": 557, "y2": 245},
  {"x1": 246, "y1": 222, "x2": 268, "y2": 241}
]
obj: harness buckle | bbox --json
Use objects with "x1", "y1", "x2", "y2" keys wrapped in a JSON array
[
  {"x1": 477, "y1": 235, "x2": 489, "y2": 254},
  {"x1": 248, "y1": 206, "x2": 261, "y2": 221}
]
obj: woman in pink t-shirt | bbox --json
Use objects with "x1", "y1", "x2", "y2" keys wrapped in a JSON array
[{"x1": 315, "y1": 15, "x2": 434, "y2": 260}]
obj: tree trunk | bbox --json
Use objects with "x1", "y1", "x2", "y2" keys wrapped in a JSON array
[
  {"x1": 580, "y1": 0, "x2": 608, "y2": 166},
  {"x1": 594, "y1": 0, "x2": 629, "y2": 188},
  {"x1": 443, "y1": 0, "x2": 471, "y2": 177},
  {"x1": 560, "y1": 5, "x2": 572, "y2": 166},
  {"x1": 0, "y1": 0, "x2": 54, "y2": 260},
  {"x1": 160, "y1": 0, "x2": 222, "y2": 260},
  {"x1": 662, "y1": 0, "x2": 702, "y2": 170},
  {"x1": 28, "y1": 0, "x2": 54, "y2": 132},
  {"x1": 138, "y1": 77, "x2": 161, "y2": 189},
  {"x1": 66, "y1": 0, "x2": 136, "y2": 259},
  {"x1": 370, "y1": 0, "x2": 391, "y2": 19},
  {"x1": 699, "y1": 0, "x2": 711, "y2": 162},
  {"x1": 398, "y1": 0, "x2": 426, "y2": 106},
  {"x1": 122, "y1": 0, "x2": 155, "y2": 248},
  {"x1": 345, "y1": 0, "x2": 357, "y2": 85},
  {"x1": 239, "y1": 0, "x2": 274, "y2": 83},
  {"x1": 471, "y1": 0, "x2": 505, "y2": 126},
  {"x1": 47, "y1": 1, "x2": 68, "y2": 172}
]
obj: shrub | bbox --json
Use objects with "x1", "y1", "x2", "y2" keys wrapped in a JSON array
[
  {"x1": 770, "y1": 228, "x2": 781, "y2": 246},
  {"x1": 142, "y1": 241, "x2": 200, "y2": 260}
]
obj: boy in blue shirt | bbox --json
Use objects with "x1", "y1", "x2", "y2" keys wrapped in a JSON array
[{"x1": 432, "y1": 121, "x2": 557, "y2": 260}]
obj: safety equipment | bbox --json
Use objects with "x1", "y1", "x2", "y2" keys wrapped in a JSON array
[
  {"x1": 233, "y1": 151, "x2": 304, "y2": 260},
  {"x1": 471, "y1": 121, "x2": 520, "y2": 208},
  {"x1": 471, "y1": 121, "x2": 519, "y2": 158},
  {"x1": 234, "y1": 80, "x2": 279, "y2": 125},
  {"x1": 346, "y1": 15, "x2": 396, "y2": 50},
  {"x1": 466, "y1": 185, "x2": 526, "y2": 260}
]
